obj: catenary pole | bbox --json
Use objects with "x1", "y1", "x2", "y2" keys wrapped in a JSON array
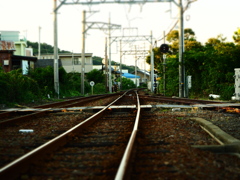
[
  {"x1": 81, "y1": 10, "x2": 86, "y2": 95},
  {"x1": 178, "y1": 0, "x2": 185, "y2": 98},
  {"x1": 150, "y1": 31, "x2": 154, "y2": 92},
  {"x1": 163, "y1": 31, "x2": 166, "y2": 96},
  {"x1": 120, "y1": 40, "x2": 122, "y2": 90},
  {"x1": 135, "y1": 45, "x2": 137, "y2": 88},
  {"x1": 105, "y1": 37, "x2": 108, "y2": 92},
  {"x1": 108, "y1": 14, "x2": 112, "y2": 93},
  {"x1": 38, "y1": 26, "x2": 41, "y2": 59},
  {"x1": 53, "y1": 0, "x2": 59, "y2": 98}
]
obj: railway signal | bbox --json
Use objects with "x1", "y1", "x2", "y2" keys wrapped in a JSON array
[{"x1": 159, "y1": 44, "x2": 169, "y2": 53}]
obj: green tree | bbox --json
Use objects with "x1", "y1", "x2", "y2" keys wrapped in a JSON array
[
  {"x1": 233, "y1": 28, "x2": 240, "y2": 44},
  {"x1": 92, "y1": 56, "x2": 103, "y2": 65},
  {"x1": 166, "y1": 28, "x2": 199, "y2": 54},
  {"x1": 184, "y1": 34, "x2": 240, "y2": 99},
  {"x1": 167, "y1": 28, "x2": 196, "y2": 42},
  {"x1": 146, "y1": 47, "x2": 163, "y2": 69},
  {"x1": 145, "y1": 28, "x2": 240, "y2": 100},
  {"x1": 86, "y1": 69, "x2": 104, "y2": 84},
  {"x1": 184, "y1": 28, "x2": 196, "y2": 41},
  {"x1": 27, "y1": 41, "x2": 70, "y2": 55},
  {"x1": 166, "y1": 30, "x2": 179, "y2": 43},
  {"x1": 120, "y1": 78, "x2": 135, "y2": 90}
]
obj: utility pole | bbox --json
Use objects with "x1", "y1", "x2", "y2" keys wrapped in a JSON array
[
  {"x1": 178, "y1": 0, "x2": 185, "y2": 98},
  {"x1": 104, "y1": 37, "x2": 108, "y2": 92},
  {"x1": 38, "y1": 26, "x2": 41, "y2": 59},
  {"x1": 53, "y1": 0, "x2": 59, "y2": 98},
  {"x1": 81, "y1": 10, "x2": 86, "y2": 95},
  {"x1": 163, "y1": 31, "x2": 166, "y2": 96},
  {"x1": 143, "y1": 43, "x2": 146, "y2": 84},
  {"x1": 80, "y1": 11, "x2": 121, "y2": 94},
  {"x1": 135, "y1": 45, "x2": 137, "y2": 88},
  {"x1": 150, "y1": 31, "x2": 154, "y2": 93},
  {"x1": 120, "y1": 40, "x2": 122, "y2": 90},
  {"x1": 108, "y1": 15, "x2": 112, "y2": 93}
]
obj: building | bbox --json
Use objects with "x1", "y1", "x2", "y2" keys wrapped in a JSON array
[
  {"x1": 0, "y1": 41, "x2": 15, "y2": 72},
  {"x1": 122, "y1": 72, "x2": 140, "y2": 86},
  {"x1": 0, "y1": 31, "x2": 37, "y2": 73},
  {"x1": 36, "y1": 53, "x2": 93, "y2": 73},
  {"x1": 135, "y1": 69, "x2": 150, "y2": 84},
  {"x1": 0, "y1": 31, "x2": 21, "y2": 42}
]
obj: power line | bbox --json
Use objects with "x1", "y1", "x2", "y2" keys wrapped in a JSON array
[{"x1": 157, "y1": 0, "x2": 195, "y2": 42}]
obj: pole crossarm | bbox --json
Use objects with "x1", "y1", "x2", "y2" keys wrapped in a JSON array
[
  {"x1": 85, "y1": 22, "x2": 121, "y2": 34},
  {"x1": 111, "y1": 35, "x2": 152, "y2": 44},
  {"x1": 122, "y1": 49, "x2": 149, "y2": 56},
  {"x1": 58, "y1": 0, "x2": 173, "y2": 6},
  {"x1": 55, "y1": 0, "x2": 67, "y2": 12}
]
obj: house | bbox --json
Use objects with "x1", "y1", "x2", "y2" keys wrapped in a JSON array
[
  {"x1": 0, "y1": 41, "x2": 15, "y2": 72},
  {"x1": 0, "y1": 40, "x2": 37, "y2": 73},
  {"x1": 36, "y1": 53, "x2": 93, "y2": 73},
  {"x1": 135, "y1": 69, "x2": 150, "y2": 84},
  {"x1": 0, "y1": 31, "x2": 37, "y2": 73},
  {"x1": 93, "y1": 64, "x2": 123, "y2": 80},
  {"x1": 122, "y1": 72, "x2": 140, "y2": 87}
]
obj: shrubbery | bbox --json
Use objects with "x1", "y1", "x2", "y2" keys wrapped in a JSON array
[
  {"x1": 0, "y1": 67, "x2": 89, "y2": 105},
  {"x1": 0, "y1": 69, "x2": 41, "y2": 105}
]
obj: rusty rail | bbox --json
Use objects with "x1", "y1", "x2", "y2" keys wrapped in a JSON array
[
  {"x1": 139, "y1": 95, "x2": 224, "y2": 105},
  {"x1": 0, "y1": 93, "x2": 123, "y2": 126},
  {"x1": 115, "y1": 90, "x2": 141, "y2": 180},
  {"x1": 0, "y1": 92, "x2": 127, "y2": 179}
]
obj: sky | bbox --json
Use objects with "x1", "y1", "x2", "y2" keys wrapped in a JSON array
[{"x1": 1, "y1": 0, "x2": 240, "y2": 68}]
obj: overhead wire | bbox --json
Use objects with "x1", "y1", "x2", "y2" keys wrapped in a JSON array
[{"x1": 157, "y1": 0, "x2": 193, "y2": 42}]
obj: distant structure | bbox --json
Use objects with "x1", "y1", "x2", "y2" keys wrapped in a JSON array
[
  {"x1": 0, "y1": 31, "x2": 36, "y2": 73},
  {"x1": 36, "y1": 53, "x2": 93, "y2": 73}
]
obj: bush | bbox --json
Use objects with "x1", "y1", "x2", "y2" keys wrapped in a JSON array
[
  {"x1": 0, "y1": 69, "x2": 42, "y2": 105},
  {"x1": 219, "y1": 84, "x2": 234, "y2": 100},
  {"x1": 120, "y1": 78, "x2": 136, "y2": 90},
  {"x1": 28, "y1": 66, "x2": 55, "y2": 97},
  {"x1": 92, "y1": 83, "x2": 106, "y2": 94},
  {"x1": 0, "y1": 66, "x2": 93, "y2": 105}
]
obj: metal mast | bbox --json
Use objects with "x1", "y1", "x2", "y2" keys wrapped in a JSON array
[
  {"x1": 178, "y1": 0, "x2": 185, "y2": 98},
  {"x1": 38, "y1": 26, "x2": 41, "y2": 59},
  {"x1": 150, "y1": 31, "x2": 154, "y2": 92},
  {"x1": 108, "y1": 15, "x2": 112, "y2": 93},
  {"x1": 53, "y1": 0, "x2": 59, "y2": 98},
  {"x1": 81, "y1": 10, "x2": 86, "y2": 95}
]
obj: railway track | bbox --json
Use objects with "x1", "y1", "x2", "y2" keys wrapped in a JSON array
[
  {"x1": 0, "y1": 90, "x2": 135, "y2": 179},
  {"x1": 0, "y1": 93, "x2": 122, "y2": 125},
  {"x1": 1, "y1": 90, "x2": 240, "y2": 179},
  {"x1": 139, "y1": 94, "x2": 222, "y2": 105}
]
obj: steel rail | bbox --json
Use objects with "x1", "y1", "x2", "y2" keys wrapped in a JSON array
[
  {"x1": 115, "y1": 90, "x2": 141, "y2": 180},
  {"x1": 0, "y1": 93, "x2": 123, "y2": 126},
  {"x1": 0, "y1": 97, "x2": 87, "y2": 120},
  {"x1": 34, "y1": 92, "x2": 123, "y2": 108},
  {"x1": 139, "y1": 95, "x2": 224, "y2": 105},
  {"x1": 0, "y1": 91, "x2": 128, "y2": 180},
  {"x1": 0, "y1": 93, "x2": 121, "y2": 116},
  {"x1": 0, "y1": 110, "x2": 50, "y2": 127}
]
